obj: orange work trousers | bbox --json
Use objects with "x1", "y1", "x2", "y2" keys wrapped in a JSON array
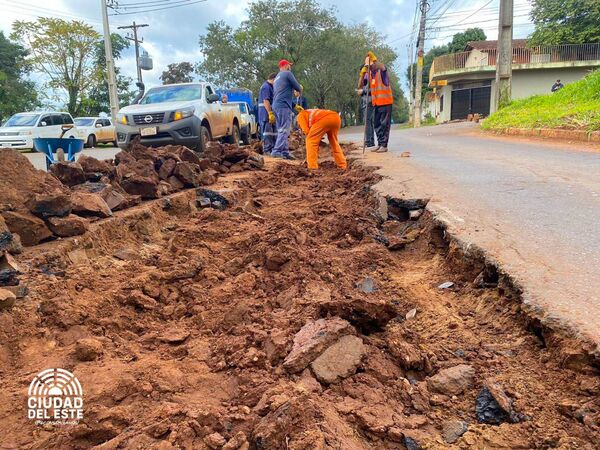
[{"x1": 306, "y1": 113, "x2": 347, "y2": 170}]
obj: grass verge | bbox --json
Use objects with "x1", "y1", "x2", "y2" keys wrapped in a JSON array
[{"x1": 482, "y1": 69, "x2": 600, "y2": 132}]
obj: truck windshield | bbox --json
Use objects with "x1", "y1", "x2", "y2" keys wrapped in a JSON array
[
  {"x1": 236, "y1": 103, "x2": 248, "y2": 114},
  {"x1": 140, "y1": 85, "x2": 202, "y2": 104},
  {"x1": 74, "y1": 118, "x2": 95, "y2": 126},
  {"x1": 4, "y1": 113, "x2": 40, "y2": 127}
]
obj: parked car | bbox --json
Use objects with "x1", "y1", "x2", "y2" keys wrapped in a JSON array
[
  {"x1": 115, "y1": 82, "x2": 242, "y2": 152},
  {"x1": 227, "y1": 101, "x2": 258, "y2": 144},
  {"x1": 74, "y1": 117, "x2": 117, "y2": 148},
  {"x1": 216, "y1": 88, "x2": 257, "y2": 119},
  {"x1": 0, "y1": 111, "x2": 79, "y2": 150}
]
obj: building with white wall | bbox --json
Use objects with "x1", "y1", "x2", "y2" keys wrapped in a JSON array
[{"x1": 426, "y1": 41, "x2": 600, "y2": 123}]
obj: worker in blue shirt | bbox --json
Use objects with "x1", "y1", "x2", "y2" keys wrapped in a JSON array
[
  {"x1": 272, "y1": 59, "x2": 303, "y2": 160},
  {"x1": 258, "y1": 73, "x2": 277, "y2": 155}
]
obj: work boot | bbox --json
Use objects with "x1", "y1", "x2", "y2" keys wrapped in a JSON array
[
  {"x1": 367, "y1": 145, "x2": 380, "y2": 152},
  {"x1": 375, "y1": 147, "x2": 388, "y2": 153},
  {"x1": 283, "y1": 153, "x2": 296, "y2": 160}
]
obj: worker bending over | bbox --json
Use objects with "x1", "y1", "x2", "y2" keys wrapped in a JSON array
[{"x1": 296, "y1": 106, "x2": 347, "y2": 170}]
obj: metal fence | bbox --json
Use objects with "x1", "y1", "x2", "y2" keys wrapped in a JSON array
[{"x1": 431, "y1": 43, "x2": 600, "y2": 77}]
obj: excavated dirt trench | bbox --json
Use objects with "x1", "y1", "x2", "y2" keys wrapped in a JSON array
[{"x1": 0, "y1": 160, "x2": 599, "y2": 449}]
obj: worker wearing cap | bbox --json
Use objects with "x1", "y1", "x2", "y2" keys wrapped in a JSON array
[
  {"x1": 258, "y1": 73, "x2": 277, "y2": 155},
  {"x1": 359, "y1": 51, "x2": 393, "y2": 152},
  {"x1": 295, "y1": 106, "x2": 347, "y2": 170},
  {"x1": 272, "y1": 59, "x2": 303, "y2": 160}
]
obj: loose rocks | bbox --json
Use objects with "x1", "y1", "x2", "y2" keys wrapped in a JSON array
[
  {"x1": 427, "y1": 364, "x2": 475, "y2": 396},
  {"x1": 46, "y1": 215, "x2": 88, "y2": 237},
  {"x1": 310, "y1": 334, "x2": 365, "y2": 384},
  {"x1": 71, "y1": 192, "x2": 112, "y2": 218},
  {"x1": 74, "y1": 338, "x2": 104, "y2": 361},
  {"x1": 0, "y1": 288, "x2": 16, "y2": 310},
  {"x1": 283, "y1": 317, "x2": 354, "y2": 373}
]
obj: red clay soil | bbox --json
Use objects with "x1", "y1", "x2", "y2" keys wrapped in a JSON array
[{"x1": 0, "y1": 159, "x2": 598, "y2": 449}]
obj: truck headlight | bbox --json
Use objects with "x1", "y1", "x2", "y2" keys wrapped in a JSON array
[
  {"x1": 116, "y1": 113, "x2": 128, "y2": 125},
  {"x1": 171, "y1": 107, "x2": 195, "y2": 122}
]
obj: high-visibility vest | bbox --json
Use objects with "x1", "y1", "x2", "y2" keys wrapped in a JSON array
[{"x1": 370, "y1": 70, "x2": 394, "y2": 106}]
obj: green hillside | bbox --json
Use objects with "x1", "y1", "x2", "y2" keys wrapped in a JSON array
[{"x1": 483, "y1": 70, "x2": 600, "y2": 132}]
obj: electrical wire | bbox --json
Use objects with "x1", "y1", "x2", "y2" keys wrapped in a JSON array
[
  {"x1": 109, "y1": 0, "x2": 207, "y2": 15},
  {"x1": 112, "y1": 0, "x2": 198, "y2": 10}
]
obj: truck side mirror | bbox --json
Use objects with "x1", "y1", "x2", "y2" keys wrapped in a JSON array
[
  {"x1": 39, "y1": 121, "x2": 47, "y2": 127},
  {"x1": 207, "y1": 93, "x2": 220, "y2": 103},
  {"x1": 96, "y1": 123, "x2": 103, "y2": 128}
]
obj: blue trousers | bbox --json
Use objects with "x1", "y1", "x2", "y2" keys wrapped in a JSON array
[
  {"x1": 272, "y1": 106, "x2": 293, "y2": 156},
  {"x1": 260, "y1": 121, "x2": 276, "y2": 154}
]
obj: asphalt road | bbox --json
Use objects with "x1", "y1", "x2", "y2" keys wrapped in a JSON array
[
  {"x1": 342, "y1": 122, "x2": 600, "y2": 354},
  {"x1": 24, "y1": 146, "x2": 120, "y2": 171}
]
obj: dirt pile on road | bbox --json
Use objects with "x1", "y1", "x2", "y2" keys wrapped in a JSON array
[
  {"x1": 0, "y1": 142, "x2": 265, "y2": 251},
  {"x1": 0, "y1": 160, "x2": 598, "y2": 449}
]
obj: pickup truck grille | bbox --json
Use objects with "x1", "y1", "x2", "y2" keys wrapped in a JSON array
[{"x1": 133, "y1": 113, "x2": 165, "y2": 125}]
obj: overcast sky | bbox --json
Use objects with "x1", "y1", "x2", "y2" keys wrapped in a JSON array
[{"x1": 0, "y1": 0, "x2": 534, "y2": 96}]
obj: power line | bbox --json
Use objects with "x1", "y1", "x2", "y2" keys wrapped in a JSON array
[
  {"x1": 109, "y1": 0, "x2": 207, "y2": 15},
  {"x1": 113, "y1": 0, "x2": 198, "y2": 10}
]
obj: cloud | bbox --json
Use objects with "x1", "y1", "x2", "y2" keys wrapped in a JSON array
[{"x1": 0, "y1": 0, "x2": 532, "y2": 99}]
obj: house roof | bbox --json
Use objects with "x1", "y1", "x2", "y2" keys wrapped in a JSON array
[{"x1": 465, "y1": 39, "x2": 528, "y2": 51}]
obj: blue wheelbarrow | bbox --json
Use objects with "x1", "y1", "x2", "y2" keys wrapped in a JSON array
[{"x1": 33, "y1": 126, "x2": 85, "y2": 170}]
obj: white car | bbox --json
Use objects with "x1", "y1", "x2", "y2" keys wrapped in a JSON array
[
  {"x1": 0, "y1": 111, "x2": 79, "y2": 150},
  {"x1": 227, "y1": 101, "x2": 258, "y2": 145},
  {"x1": 74, "y1": 117, "x2": 117, "y2": 148}
]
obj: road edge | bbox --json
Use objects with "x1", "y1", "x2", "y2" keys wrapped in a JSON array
[{"x1": 356, "y1": 156, "x2": 600, "y2": 374}]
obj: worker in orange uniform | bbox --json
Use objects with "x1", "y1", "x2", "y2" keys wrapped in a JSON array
[{"x1": 295, "y1": 105, "x2": 347, "y2": 170}]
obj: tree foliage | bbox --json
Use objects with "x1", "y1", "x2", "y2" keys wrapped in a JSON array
[
  {"x1": 198, "y1": 0, "x2": 408, "y2": 124},
  {"x1": 81, "y1": 33, "x2": 134, "y2": 116},
  {"x1": 160, "y1": 62, "x2": 195, "y2": 84},
  {"x1": 11, "y1": 18, "x2": 100, "y2": 116},
  {"x1": 447, "y1": 28, "x2": 486, "y2": 53},
  {"x1": 529, "y1": 0, "x2": 600, "y2": 45},
  {"x1": 0, "y1": 31, "x2": 38, "y2": 123}
]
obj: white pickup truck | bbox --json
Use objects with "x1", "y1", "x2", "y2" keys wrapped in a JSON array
[{"x1": 115, "y1": 82, "x2": 242, "y2": 152}]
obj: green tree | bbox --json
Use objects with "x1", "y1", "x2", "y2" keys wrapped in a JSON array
[
  {"x1": 198, "y1": 0, "x2": 408, "y2": 124},
  {"x1": 160, "y1": 62, "x2": 195, "y2": 84},
  {"x1": 11, "y1": 18, "x2": 100, "y2": 116},
  {"x1": 529, "y1": 0, "x2": 600, "y2": 45},
  {"x1": 0, "y1": 31, "x2": 38, "y2": 123},
  {"x1": 81, "y1": 33, "x2": 134, "y2": 116},
  {"x1": 447, "y1": 28, "x2": 486, "y2": 53}
]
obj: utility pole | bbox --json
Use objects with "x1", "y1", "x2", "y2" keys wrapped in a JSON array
[
  {"x1": 408, "y1": 45, "x2": 415, "y2": 124},
  {"x1": 118, "y1": 22, "x2": 149, "y2": 84},
  {"x1": 101, "y1": 0, "x2": 120, "y2": 122},
  {"x1": 413, "y1": 0, "x2": 428, "y2": 127},
  {"x1": 494, "y1": 0, "x2": 514, "y2": 111}
]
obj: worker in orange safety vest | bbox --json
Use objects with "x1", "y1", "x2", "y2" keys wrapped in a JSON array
[
  {"x1": 295, "y1": 105, "x2": 347, "y2": 170},
  {"x1": 358, "y1": 51, "x2": 394, "y2": 152}
]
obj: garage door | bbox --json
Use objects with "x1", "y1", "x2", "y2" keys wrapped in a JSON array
[{"x1": 451, "y1": 86, "x2": 491, "y2": 120}]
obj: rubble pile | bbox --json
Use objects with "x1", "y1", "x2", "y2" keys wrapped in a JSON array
[
  {"x1": 0, "y1": 142, "x2": 265, "y2": 251},
  {"x1": 0, "y1": 161, "x2": 597, "y2": 449}
]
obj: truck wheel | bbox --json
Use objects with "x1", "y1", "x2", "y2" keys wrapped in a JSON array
[
  {"x1": 198, "y1": 125, "x2": 211, "y2": 153},
  {"x1": 86, "y1": 134, "x2": 96, "y2": 148},
  {"x1": 241, "y1": 125, "x2": 250, "y2": 145},
  {"x1": 224, "y1": 123, "x2": 240, "y2": 147}
]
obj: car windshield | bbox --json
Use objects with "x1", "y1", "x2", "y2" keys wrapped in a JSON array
[
  {"x1": 4, "y1": 113, "x2": 40, "y2": 127},
  {"x1": 140, "y1": 85, "x2": 202, "y2": 104},
  {"x1": 74, "y1": 118, "x2": 95, "y2": 126},
  {"x1": 236, "y1": 103, "x2": 248, "y2": 114}
]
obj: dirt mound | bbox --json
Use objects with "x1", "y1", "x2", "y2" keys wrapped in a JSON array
[
  {"x1": 0, "y1": 161, "x2": 597, "y2": 449},
  {"x1": 0, "y1": 143, "x2": 264, "y2": 253}
]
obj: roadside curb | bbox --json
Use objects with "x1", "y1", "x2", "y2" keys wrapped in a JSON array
[{"x1": 487, "y1": 127, "x2": 600, "y2": 143}]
